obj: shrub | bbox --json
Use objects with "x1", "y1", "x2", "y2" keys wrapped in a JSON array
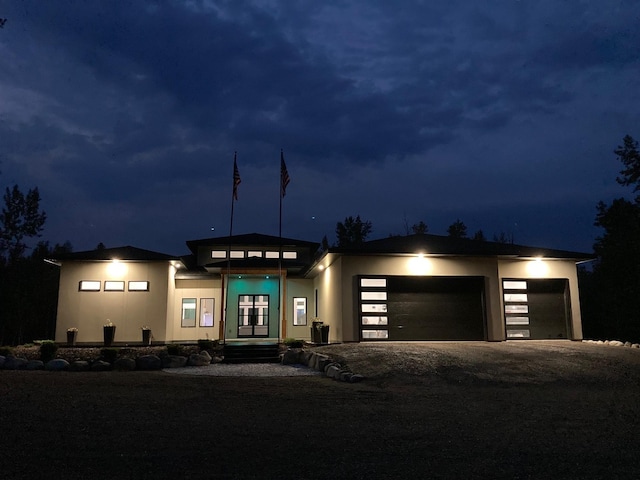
[
  {"x1": 283, "y1": 338, "x2": 304, "y2": 348},
  {"x1": 166, "y1": 344, "x2": 183, "y2": 356},
  {"x1": 0, "y1": 346, "x2": 13, "y2": 356},
  {"x1": 40, "y1": 340, "x2": 58, "y2": 363},
  {"x1": 100, "y1": 348, "x2": 119, "y2": 364},
  {"x1": 197, "y1": 339, "x2": 218, "y2": 351}
]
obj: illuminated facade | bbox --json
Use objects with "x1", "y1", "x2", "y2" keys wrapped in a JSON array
[{"x1": 52, "y1": 233, "x2": 593, "y2": 344}]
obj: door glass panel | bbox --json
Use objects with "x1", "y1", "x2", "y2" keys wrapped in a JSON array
[{"x1": 238, "y1": 294, "x2": 269, "y2": 337}]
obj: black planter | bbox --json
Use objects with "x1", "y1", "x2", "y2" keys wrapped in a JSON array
[
  {"x1": 103, "y1": 326, "x2": 116, "y2": 347},
  {"x1": 66, "y1": 331, "x2": 77, "y2": 346},
  {"x1": 142, "y1": 329, "x2": 152, "y2": 346}
]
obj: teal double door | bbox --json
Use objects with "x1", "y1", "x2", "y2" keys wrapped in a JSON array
[{"x1": 226, "y1": 276, "x2": 280, "y2": 339}]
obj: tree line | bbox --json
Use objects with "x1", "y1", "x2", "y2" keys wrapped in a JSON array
[{"x1": 0, "y1": 185, "x2": 71, "y2": 345}]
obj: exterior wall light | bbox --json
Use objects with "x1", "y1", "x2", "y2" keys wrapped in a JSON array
[
  {"x1": 526, "y1": 257, "x2": 548, "y2": 277},
  {"x1": 107, "y1": 259, "x2": 127, "y2": 278}
]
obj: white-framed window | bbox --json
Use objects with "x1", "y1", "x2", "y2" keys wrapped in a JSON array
[
  {"x1": 265, "y1": 251, "x2": 279, "y2": 259},
  {"x1": 230, "y1": 251, "x2": 245, "y2": 258},
  {"x1": 282, "y1": 251, "x2": 297, "y2": 259},
  {"x1": 248, "y1": 251, "x2": 263, "y2": 258},
  {"x1": 211, "y1": 250, "x2": 226, "y2": 259},
  {"x1": 360, "y1": 278, "x2": 387, "y2": 288}
]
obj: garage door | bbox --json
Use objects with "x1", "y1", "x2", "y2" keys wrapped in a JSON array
[
  {"x1": 503, "y1": 279, "x2": 570, "y2": 339},
  {"x1": 358, "y1": 276, "x2": 486, "y2": 341}
]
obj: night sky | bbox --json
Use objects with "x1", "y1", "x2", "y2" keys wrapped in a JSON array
[{"x1": 1, "y1": 1, "x2": 639, "y2": 255}]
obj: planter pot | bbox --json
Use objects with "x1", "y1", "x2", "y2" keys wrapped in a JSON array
[
  {"x1": 142, "y1": 329, "x2": 152, "y2": 346},
  {"x1": 103, "y1": 326, "x2": 116, "y2": 347},
  {"x1": 66, "y1": 331, "x2": 77, "y2": 346}
]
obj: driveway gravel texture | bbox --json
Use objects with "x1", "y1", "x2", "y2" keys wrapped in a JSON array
[{"x1": 1, "y1": 341, "x2": 639, "y2": 479}]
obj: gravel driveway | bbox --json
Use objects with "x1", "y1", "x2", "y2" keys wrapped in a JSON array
[{"x1": 311, "y1": 340, "x2": 640, "y2": 384}]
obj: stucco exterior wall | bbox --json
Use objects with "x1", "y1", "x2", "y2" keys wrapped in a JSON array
[
  {"x1": 170, "y1": 277, "x2": 221, "y2": 342},
  {"x1": 285, "y1": 278, "x2": 315, "y2": 341},
  {"x1": 55, "y1": 261, "x2": 170, "y2": 344},
  {"x1": 313, "y1": 257, "x2": 344, "y2": 343},
  {"x1": 498, "y1": 258, "x2": 583, "y2": 340}
]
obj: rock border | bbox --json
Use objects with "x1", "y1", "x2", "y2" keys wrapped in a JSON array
[
  {"x1": 0, "y1": 352, "x2": 224, "y2": 372},
  {"x1": 281, "y1": 348, "x2": 364, "y2": 383},
  {"x1": 582, "y1": 339, "x2": 640, "y2": 348}
]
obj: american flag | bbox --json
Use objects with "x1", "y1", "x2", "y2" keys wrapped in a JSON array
[
  {"x1": 233, "y1": 154, "x2": 241, "y2": 200},
  {"x1": 280, "y1": 150, "x2": 290, "y2": 198}
]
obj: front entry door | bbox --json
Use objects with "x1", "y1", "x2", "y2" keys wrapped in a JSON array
[{"x1": 238, "y1": 294, "x2": 270, "y2": 337}]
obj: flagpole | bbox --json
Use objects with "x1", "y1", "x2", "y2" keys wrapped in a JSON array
[
  {"x1": 278, "y1": 149, "x2": 290, "y2": 340},
  {"x1": 223, "y1": 152, "x2": 240, "y2": 344},
  {"x1": 278, "y1": 150, "x2": 283, "y2": 340}
]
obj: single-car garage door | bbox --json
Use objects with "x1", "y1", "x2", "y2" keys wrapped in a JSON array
[
  {"x1": 358, "y1": 276, "x2": 486, "y2": 341},
  {"x1": 503, "y1": 279, "x2": 571, "y2": 339}
]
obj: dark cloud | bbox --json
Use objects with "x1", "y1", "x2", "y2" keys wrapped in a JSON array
[{"x1": 0, "y1": 0, "x2": 638, "y2": 254}]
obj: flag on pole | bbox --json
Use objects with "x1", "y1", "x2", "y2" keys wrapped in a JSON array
[
  {"x1": 280, "y1": 150, "x2": 290, "y2": 198},
  {"x1": 233, "y1": 154, "x2": 241, "y2": 201}
]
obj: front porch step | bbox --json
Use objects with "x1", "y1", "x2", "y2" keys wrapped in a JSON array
[{"x1": 223, "y1": 343, "x2": 280, "y2": 364}]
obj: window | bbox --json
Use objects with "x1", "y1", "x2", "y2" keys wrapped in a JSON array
[
  {"x1": 293, "y1": 297, "x2": 307, "y2": 325},
  {"x1": 248, "y1": 250, "x2": 263, "y2": 257},
  {"x1": 181, "y1": 298, "x2": 197, "y2": 327},
  {"x1": 230, "y1": 250, "x2": 245, "y2": 258},
  {"x1": 200, "y1": 298, "x2": 214, "y2": 327},
  {"x1": 265, "y1": 251, "x2": 279, "y2": 259},
  {"x1": 104, "y1": 281, "x2": 125, "y2": 291},
  {"x1": 128, "y1": 281, "x2": 149, "y2": 291},
  {"x1": 211, "y1": 250, "x2": 226, "y2": 258},
  {"x1": 79, "y1": 280, "x2": 100, "y2": 291},
  {"x1": 282, "y1": 251, "x2": 297, "y2": 259}
]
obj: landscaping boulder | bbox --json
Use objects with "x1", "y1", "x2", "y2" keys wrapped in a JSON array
[
  {"x1": 281, "y1": 349, "x2": 301, "y2": 365},
  {"x1": 45, "y1": 359, "x2": 70, "y2": 371},
  {"x1": 3, "y1": 356, "x2": 28, "y2": 370},
  {"x1": 91, "y1": 360, "x2": 112, "y2": 371},
  {"x1": 326, "y1": 364, "x2": 341, "y2": 379},
  {"x1": 70, "y1": 361, "x2": 91, "y2": 372},
  {"x1": 162, "y1": 355, "x2": 188, "y2": 368},
  {"x1": 113, "y1": 357, "x2": 136, "y2": 371},
  {"x1": 300, "y1": 350, "x2": 313, "y2": 366},
  {"x1": 136, "y1": 355, "x2": 162, "y2": 370},
  {"x1": 349, "y1": 374, "x2": 365, "y2": 383},
  {"x1": 188, "y1": 351, "x2": 211, "y2": 366},
  {"x1": 26, "y1": 360, "x2": 45, "y2": 371}
]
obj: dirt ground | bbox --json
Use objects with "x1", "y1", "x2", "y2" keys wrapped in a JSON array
[{"x1": 1, "y1": 341, "x2": 640, "y2": 479}]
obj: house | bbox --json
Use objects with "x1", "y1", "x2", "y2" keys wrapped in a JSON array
[{"x1": 51, "y1": 232, "x2": 593, "y2": 345}]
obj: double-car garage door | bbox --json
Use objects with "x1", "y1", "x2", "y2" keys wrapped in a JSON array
[{"x1": 358, "y1": 276, "x2": 570, "y2": 341}]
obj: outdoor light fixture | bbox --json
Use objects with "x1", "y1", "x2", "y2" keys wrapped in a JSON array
[
  {"x1": 526, "y1": 257, "x2": 548, "y2": 277},
  {"x1": 408, "y1": 253, "x2": 432, "y2": 275},
  {"x1": 107, "y1": 259, "x2": 127, "y2": 277}
]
